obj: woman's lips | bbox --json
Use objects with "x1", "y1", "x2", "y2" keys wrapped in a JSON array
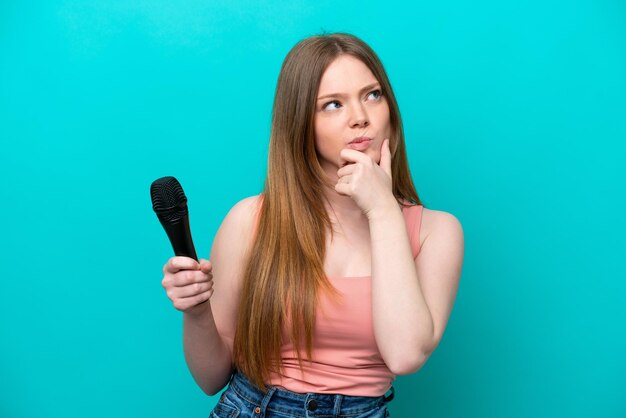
[{"x1": 347, "y1": 137, "x2": 373, "y2": 151}]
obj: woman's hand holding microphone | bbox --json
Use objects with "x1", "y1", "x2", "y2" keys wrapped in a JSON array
[{"x1": 162, "y1": 256, "x2": 214, "y2": 316}]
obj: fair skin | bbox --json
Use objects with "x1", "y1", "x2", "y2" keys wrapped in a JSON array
[
  {"x1": 161, "y1": 55, "x2": 464, "y2": 395},
  {"x1": 314, "y1": 55, "x2": 464, "y2": 372}
]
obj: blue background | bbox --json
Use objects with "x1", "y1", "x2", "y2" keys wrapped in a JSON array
[{"x1": 1, "y1": 1, "x2": 625, "y2": 417}]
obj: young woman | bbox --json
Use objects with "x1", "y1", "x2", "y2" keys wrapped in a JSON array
[{"x1": 161, "y1": 33, "x2": 464, "y2": 417}]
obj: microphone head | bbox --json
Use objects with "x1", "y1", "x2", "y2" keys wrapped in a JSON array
[{"x1": 150, "y1": 176, "x2": 189, "y2": 223}]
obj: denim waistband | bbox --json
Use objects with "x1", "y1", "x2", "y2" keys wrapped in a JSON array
[{"x1": 227, "y1": 371, "x2": 394, "y2": 417}]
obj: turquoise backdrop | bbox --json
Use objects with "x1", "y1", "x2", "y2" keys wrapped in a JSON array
[{"x1": 1, "y1": 1, "x2": 624, "y2": 417}]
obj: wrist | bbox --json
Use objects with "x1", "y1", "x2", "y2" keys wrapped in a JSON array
[
  {"x1": 183, "y1": 301, "x2": 213, "y2": 323},
  {"x1": 366, "y1": 197, "x2": 401, "y2": 222}
]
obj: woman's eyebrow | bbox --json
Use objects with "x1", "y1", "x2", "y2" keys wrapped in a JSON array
[{"x1": 316, "y1": 82, "x2": 381, "y2": 101}]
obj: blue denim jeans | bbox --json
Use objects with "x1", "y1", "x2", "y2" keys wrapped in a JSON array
[{"x1": 210, "y1": 371, "x2": 394, "y2": 418}]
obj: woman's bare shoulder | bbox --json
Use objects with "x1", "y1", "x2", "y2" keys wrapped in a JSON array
[
  {"x1": 214, "y1": 195, "x2": 263, "y2": 250},
  {"x1": 210, "y1": 194, "x2": 262, "y2": 288},
  {"x1": 420, "y1": 207, "x2": 463, "y2": 247},
  {"x1": 224, "y1": 194, "x2": 263, "y2": 227}
]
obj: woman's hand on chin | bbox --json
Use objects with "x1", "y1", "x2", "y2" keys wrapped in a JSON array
[{"x1": 335, "y1": 138, "x2": 397, "y2": 219}]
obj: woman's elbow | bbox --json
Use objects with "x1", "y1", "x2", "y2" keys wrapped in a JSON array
[
  {"x1": 387, "y1": 351, "x2": 431, "y2": 375},
  {"x1": 199, "y1": 381, "x2": 228, "y2": 397},
  {"x1": 192, "y1": 370, "x2": 233, "y2": 397}
]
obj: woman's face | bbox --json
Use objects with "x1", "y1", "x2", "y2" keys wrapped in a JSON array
[{"x1": 314, "y1": 55, "x2": 391, "y2": 180}]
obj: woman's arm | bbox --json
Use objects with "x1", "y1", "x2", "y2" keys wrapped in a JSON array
[
  {"x1": 368, "y1": 205, "x2": 464, "y2": 375},
  {"x1": 169, "y1": 196, "x2": 260, "y2": 395},
  {"x1": 182, "y1": 294, "x2": 233, "y2": 395},
  {"x1": 336, "y1": 140, "x2": 464, "y2": 375}
]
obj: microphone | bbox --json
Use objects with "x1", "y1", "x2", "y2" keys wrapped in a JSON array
[{"x1": 150, "y1": 176, "x2": 198, "y2": 261}]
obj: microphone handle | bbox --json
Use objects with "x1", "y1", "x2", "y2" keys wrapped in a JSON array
[{"x1": 160, "y1": 215, "x2": 198, "y2": 261}]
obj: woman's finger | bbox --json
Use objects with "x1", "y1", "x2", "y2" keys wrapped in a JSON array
[
  {"x1": 339, "y1": 148, "x2": 371, "y2": 166},
  {"x1": 198, "y1": 259, "x2": 212, "y2": 273},
  {"x1": 165, "y1": 269, "x2": 211, "y2": 289},
  {"x1": 378, "y1": 138, "x2": 392, "y2": 177},
  {"x1": 337, "y1": 163, "x2": 356, "y2": 177},
  {"x1": 335, "y1": 182, "x2": 351, "y2": 196},
  {"x1": 173, "y1": 289, "x2": 214, "y2": 311},
  {"x1": 164, "y1": 256, "x2": 199, "y2": 274},
  {"x1": 337, "y1": 174, "x2": 353, "y2": 184},
  {"x1": 169, "y1": 280, "x2": 213, "y2": 299}
]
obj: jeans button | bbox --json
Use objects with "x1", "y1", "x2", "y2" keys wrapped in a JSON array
[{"x1": 307, "y1": 399, "x2": 318, "y2": 411}]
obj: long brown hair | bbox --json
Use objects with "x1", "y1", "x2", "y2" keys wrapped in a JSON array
[{"x1": 233, "y1": 33, "x2": 422, "y2": 391}]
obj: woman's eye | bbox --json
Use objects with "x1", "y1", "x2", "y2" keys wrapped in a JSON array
[
  {"x1": 367, "y1": 89, "x2": 382, "y2": 100},
  {"x1": 323, "y1": 100, "x2": 341, "y2": 111}
]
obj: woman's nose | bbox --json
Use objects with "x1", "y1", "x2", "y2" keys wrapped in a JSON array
[{"x1": 349, "y1": 103, "x2": 369, "y2": 128}]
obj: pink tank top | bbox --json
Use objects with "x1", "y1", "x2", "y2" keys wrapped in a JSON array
[{"x1": 266, "y1": 204, "x2": 424, "y2": 396}]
